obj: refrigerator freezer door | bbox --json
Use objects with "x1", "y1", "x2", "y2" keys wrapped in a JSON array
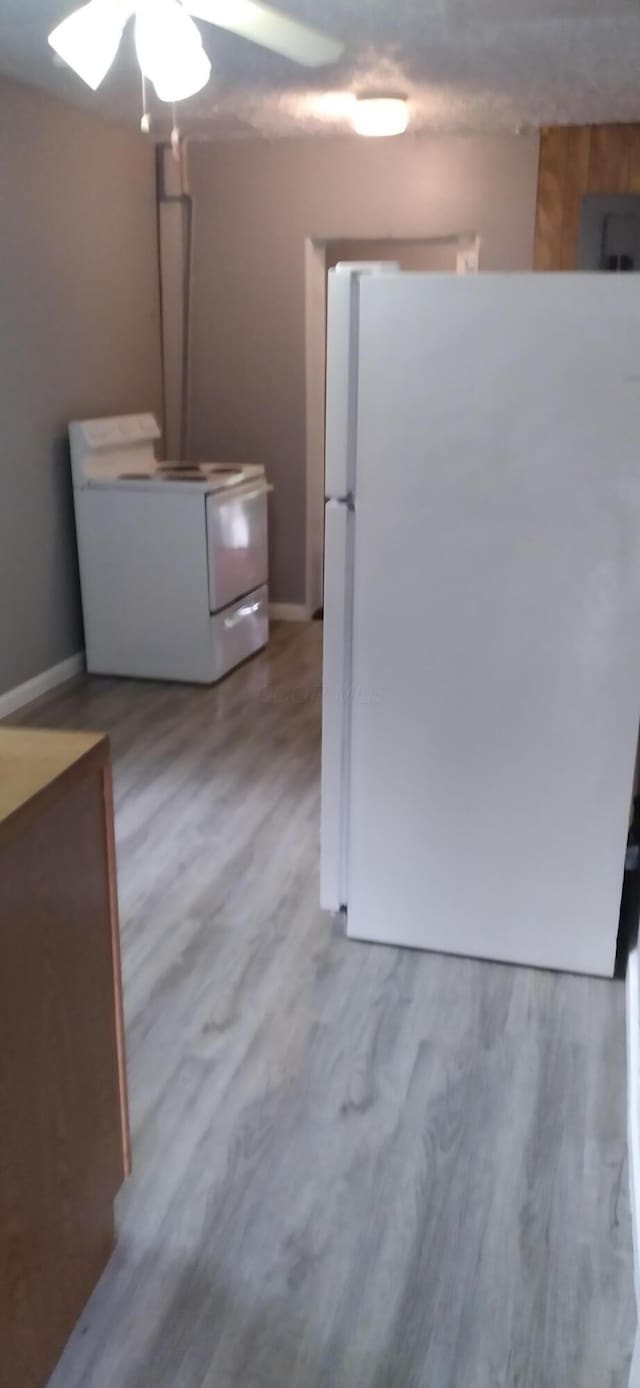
[
  {"x1": 345, "y1": 273, "x2": 640, "y2": 976},
  {"x1": 321, "y1": 500, "x2": 354, "y2": 910},
  {"x1": 325, "y1": 271, "x2": 360, "y2": 500},
  {"x1": 325, "y1": 264, "x2": 400, "y2": 500}
]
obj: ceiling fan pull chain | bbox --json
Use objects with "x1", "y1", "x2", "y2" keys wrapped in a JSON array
[
  {"x1": 140, "y1": 71, "x2": 151, "y2": 133},
  {"x1": 171, "y1": 103, "x2": 181, "y2": 159}
]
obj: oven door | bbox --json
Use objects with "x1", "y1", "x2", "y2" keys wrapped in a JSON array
[{"x1": 206, "y1": 482, "x2": 271, "y2": 613}]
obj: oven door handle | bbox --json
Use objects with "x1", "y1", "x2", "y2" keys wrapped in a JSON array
[{"x1": 223, "y1": 599, "x2": 264, "y2": 629}]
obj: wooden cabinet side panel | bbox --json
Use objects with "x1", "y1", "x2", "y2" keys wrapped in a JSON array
[
  {"x1": 628, "y1": 128, "x2": 640, "y2": 193},
  {"x1": 101, "y1": 761, "x2": 131, "y2": 1175},
  {"x1": 0, "y1": 771, "x2": 125, "y2": 1388},
  {"x1": 533, "y1": 127, "x2": 569, "y2": 270},
  {"x1": 560, "y1": 126, "x2": 592, "y2": 269},
  {"x1": 534, "y1": 122, "x2": 640, "y2": 270},
  {"x1": 588, "y1": 122, "x2": 632, "y2": 193}
]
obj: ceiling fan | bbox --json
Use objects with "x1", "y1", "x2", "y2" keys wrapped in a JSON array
[{"x1": 48, "y1": 0, "x2": 344, "y2": 104}]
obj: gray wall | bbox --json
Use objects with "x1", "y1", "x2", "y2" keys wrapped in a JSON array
[
  {"x1": 189, "y1": 132, "x2": 540, "y2": 605},
  {"x1": 0, "y1": 77, "x2": 162, "y2": 695},
  {"x1": 326, "y1": 237, "x2": 458, "y2": 272}
]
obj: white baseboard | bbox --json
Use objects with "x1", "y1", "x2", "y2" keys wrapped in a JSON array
[
  {"x1": 269, "y1": 603, "x2": 310, "y2": 622},
  {"x1": 0, "y1": 652, "x2": 85, "y2": 720}
]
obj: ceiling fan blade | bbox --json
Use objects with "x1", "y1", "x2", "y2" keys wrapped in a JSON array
[
  {"x1": 185, "y1": 0, "x2": 343, "y2": 67},
  {"x1": 48, "y1": 0, "x2": 132, "y2": 90}
]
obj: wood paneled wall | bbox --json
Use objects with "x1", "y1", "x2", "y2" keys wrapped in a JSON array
[{"x1": 534, "y1": 124, "x2": 640, "y2": 270}]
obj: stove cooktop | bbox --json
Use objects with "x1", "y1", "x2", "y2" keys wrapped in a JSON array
[{"x1": 117, "y1": 466, "x2": 244, "y2": 483}]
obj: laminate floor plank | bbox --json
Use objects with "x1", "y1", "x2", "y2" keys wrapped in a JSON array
[{"x1": 10, "y1": 623, "x2": 635, "y2": 1388}]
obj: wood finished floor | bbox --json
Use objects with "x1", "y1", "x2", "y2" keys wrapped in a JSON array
[{"x1": 12, "y1": 622, "x2": 635, "y2": 1387}]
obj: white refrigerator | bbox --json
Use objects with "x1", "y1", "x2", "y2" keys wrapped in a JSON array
[{"x1": 321, "y1": 267, "x2": 640, "y2": 977}]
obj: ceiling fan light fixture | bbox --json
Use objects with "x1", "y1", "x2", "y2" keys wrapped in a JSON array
[
  {"x1": 48, "y1": 0, "x2": 343, "y2": 104},
  {"x1": 135, "y1": 0, "x2": 211, "y2": 103},
  {"x1": 353, "y1": 96, "x2": 409, "y2": 138},
  {"x1": 48, "y1": 0, "x2": 130, "y2": 90}
]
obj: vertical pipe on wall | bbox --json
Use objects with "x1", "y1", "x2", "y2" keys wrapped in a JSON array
[{"x1": 156, "y1": 141, "x2": 193, "y2": 460}]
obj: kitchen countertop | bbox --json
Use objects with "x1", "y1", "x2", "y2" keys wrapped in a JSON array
[{"x1": 0, "y1": 727, "x2": 107, "y2": 846}]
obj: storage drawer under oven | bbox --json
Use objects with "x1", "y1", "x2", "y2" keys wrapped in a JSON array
[
  {"x1": 206, "y1": 483, "x2": 269, "y2": 613},
  {"x1": 210, "y1": 585, "x2": 269, "y2": 680}
]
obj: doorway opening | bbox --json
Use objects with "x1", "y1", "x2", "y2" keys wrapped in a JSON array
[{"x1": 305, "y1": 234, "x2": 480, "y2": 616}]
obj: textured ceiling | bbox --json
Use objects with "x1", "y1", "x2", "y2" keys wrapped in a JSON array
[{"x1": 2, "y1": 0, "x2": 640, "y2": 138}]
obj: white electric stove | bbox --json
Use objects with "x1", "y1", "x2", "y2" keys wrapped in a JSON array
[{"x1": 69, "y1": 413, "x2": 271, "y2": 683}]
